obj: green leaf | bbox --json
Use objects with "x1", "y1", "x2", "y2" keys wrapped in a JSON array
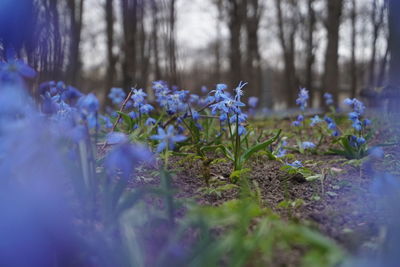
[
  {"x1": 240, "y1": 129, "x2": 281, "y2": 165},
  {"x1": 117, "y1": 111, "x2": 134, "y2": 130},
  {"x1": 305, "y1": 174, "x2": 322, "y2": 182}
]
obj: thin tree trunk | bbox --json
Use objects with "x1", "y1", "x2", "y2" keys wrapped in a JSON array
[
  {"x1": 105, "y1": 0, "x2": 116, "y2": 92},
  {"x1": 214, "y1": 0, "x2": 223, "y2": 83},
  {"x1": 245, "y1": 0, "x2": 263, "y2": 98},
  {"x1": 168, "y1": 0, "x2": 178, "y2": 85},
  {"x1": 322, "y1": 0, "x2": 343, "y2": 105},
  {"x1": 151, "y1": 0, "x2": 162, "y2": 79},
  {"x1": 305, "y1": 0, "x2": 316, "y2": 106},
  {"x1": 368, "y1": 0, "x2": 385, "y2": 87},
  {"x1": 275, "y1": 0, "x2": 298, "y2": 107},
  {"x1": 387, "y1": 0, "x2": 400, "y2": 110},
  {"x1": 350, "y1": 0, "x2": 357, "y2": 98},
  {"x1": 67, "y1": 0, "x2": 84, "y2": 85},
  {"x1": 227, "y1": 0, "x2": 245, "y2": 88},
  {"x1": 121, "y1": 0, "x2": 138, "y2": 90}
]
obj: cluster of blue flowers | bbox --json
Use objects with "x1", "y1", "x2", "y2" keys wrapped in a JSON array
[
  {"x1": 209, "y1": 82, "x2": 248, "y2": 135},
  {"x1": 296, "y1": 88, "x2": 309, "y2": 110},
  {"x1": 323, "y1": 93, "x2": 333, "y2": 106},
  {"x1": 151, "y1": 81, "x2": 189, "y2": 115},
  {"x1": 108, "y1": 87, "x2": 126, "y2": 105},
  {"x1": 344, "y1": 98, "x2": 370, "y2": 131},
  {"x1": 344, "y1": 98, "x2": 370, "y2": 148}
]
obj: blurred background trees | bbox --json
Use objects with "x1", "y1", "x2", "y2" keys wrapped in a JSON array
[{"x1": 0, "y1": 0, "x2": 395, "y2": 109}]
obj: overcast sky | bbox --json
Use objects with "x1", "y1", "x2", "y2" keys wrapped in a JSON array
[
  {"x1": 82, "y1": 0, "x2": 222, "y2": 71},
  {"x1": 81, "y1": 0, "x2": 386, "y2": 76}
]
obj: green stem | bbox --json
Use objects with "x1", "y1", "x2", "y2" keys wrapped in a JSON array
[{"x1": 234, "y1": 114, "x2": 241, "y2": 170}]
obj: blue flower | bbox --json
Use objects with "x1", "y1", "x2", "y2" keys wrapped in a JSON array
[
  {"x1": 324, "y1": 116, "x2": 333, "y2": 124},
  {"x1": 108, "y1": 87, "x2": 126, "y2": 105},
  {"x1": 150, "y1": 126, "x2": 187, "y2": 152},
  {"x1": 276, "y1": 148, "x2": 287, "y2": 158},
  {"x1": 106, "y1": 132, "x2": 128, "y2": 145},
  {"x1": 0, "y1": 50, "x2": 36, "y2": 82},
  {"x1": 152, "y1": 80, "x2": 168, "y2": 91},
  {"x1": 77, "y1": 93, "x2": 99, "y2": 114},
  {"x1": 292, "y1": 120, "x2": 301, "y2": 127},
  {"x1": 100, "y1": 115, "x2": 113, "y2": 128},
  {"x1": 296, "y1": 88, "x2": 309, "y2": 110},
  {"x1": 348, "y1": 112, "x2": 359, "y2": 122},
  {"x1": 344, "y1": 98, "x2": 353, "y2": 106},
  {"x1": 62, "y1": 86, "x2": 83, "y2": 103},
  {"x1": 210, "y1": 83, "x2": 228, "y2": 102},
  {"x1": 324, "y1": 93, "x2": 333, "y2": 105},
  {"x1": 344, "y1": 98, "x2": 365, "y2": 116},
  {"x1": 105, "y1": 143, "x2": 153, "y2": 179},
  {"x1": 234, "y1": 81, "x2": 247, "y2": 101},
  {"x1": 357, "y1": 137, "x2": 366, "y2": 145},
  {"x1": 229, "y1": 113, "x2": 247, "y2": 124},
  {"x1": 248, "y1": 97, "x2": 259, "y2": 108},
  {"x1": 189, "y1": 94, "x2": 199, "y2": 104},
  {"x1": 145, "y1": 117, "x2": 157, "y2": 126},
  {"x1": 302, "y1": 141, "x2": 316, "y2": 149},
  {"x1": 238, "y1": 125, "x2": 246, "y2": 136},
  {"x1": 328, "y1": 122, "x2": 337, "y2": 130},
  {"x1": 192, "y1": 111, "x2": 200, "y2": 121},
  {"x1": 139, "y1": 104, "x2": 154, "y2": 115},
  {"x1": 131, "y1": 88, "x2": 147, "y2": 107},
  {"x1": 288, "y1": 160, "x2": 303, "y2": 168},
  {"x1": 201, "y1": 86, "x2": 208, "y2": 94},
  {"x1": 297, "y1": 115, "x2": 304, "y2": 122},
  {"x1": 129, "y1": 111, "x2": 138, "y2": 119},
  {"x1": 310, "y1": 115, "x2": 322, "y2": 126},
  {"x1": 352, "y1": 120, "x2": 362, "y2": 131},
  {"x1": 363, "y1": 119, "x2": 371, "y2": 126}
]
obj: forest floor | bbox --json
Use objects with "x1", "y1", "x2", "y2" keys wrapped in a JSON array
[{"x1": 114, "y1": 118, "x2": 397, "y2": 266}]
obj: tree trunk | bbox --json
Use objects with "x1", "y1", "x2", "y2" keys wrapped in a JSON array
[
  {"x1": 227, "y1": 0, "x2": 245, "y2": 88},
  {"x1": 305, "y1": 0, "x2": 316, "y2": 107},
  {"x1": 322, "y1": 0, "x2": 343, "y2": 105},
  {"x1": 368, "y1": 0, "x2": 385, "y2": 87},
  {"x1": 105, "y1": 0, "x2": 116, "y2": 92},
  {"x1": 350, "y1": 0, "x2": 357, "y2": 98},
  {"x1": 151, "y1": 0, "x2": 162, "y2": 80},
  {"x1": 168, "y1": 0, "x2": 178, "y2": 85},
  {"x1": 67, "y1": 0, "x2": 84, "y2": 86},
  {"x1": 387, "y1": 0, "x2": 400, "y2": 110},
  {"x1": 214, "y1": 0, "x2": 223, "y2": 83},
  {"x1": 245, "y1": 0, "x2": 263, "y2": 99},
  {"x1": 121, "y1": 0, "x2": 138, "y2": 90},
  {"x1": 275, "y1": 0, "x2": 298, "y2": 107}
]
